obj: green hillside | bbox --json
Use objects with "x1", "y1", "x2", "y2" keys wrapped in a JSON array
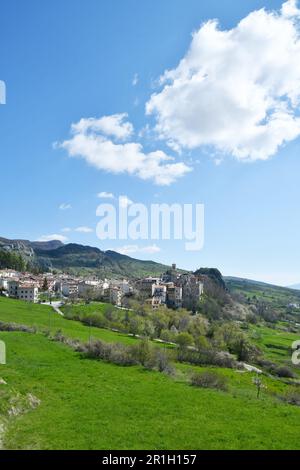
[
  {"x1": 225, "y1": 276, "x2": 300, "y2": 305},
  {"x1": 1, "y1": 297, "x2": 300, "y2": 449},
  {"x1": 0, "y1": 236, "x2": 169, "y2": 278},
  {"x1": 35, "y1": 244, "x2": 169, "y2": 278}
]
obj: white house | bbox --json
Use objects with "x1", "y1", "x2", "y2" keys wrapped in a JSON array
[
  {"x1": 0, "y1": 278, "x2": 9, "y2": 291},
  {"x1": 61, "y1": 282, "x2": 79, "y2": 297},
  {"x1": 17, "y1": 284, "x2": 38, "y2": 303},
  {"x1": 8, "y1": 280, "x2": 19, "y2": 298},
  {"x1": 152, "y1": 284, "x2": 167, "y2": 303}
]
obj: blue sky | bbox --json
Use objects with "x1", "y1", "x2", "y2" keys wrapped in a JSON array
[{"x1": 1, "y1": 0, "x2": 300, "y2": 286}]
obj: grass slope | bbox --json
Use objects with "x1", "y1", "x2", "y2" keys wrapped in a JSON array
[
  {"x1": 225, "y1": 276, "x2": 300, "y2": 307},
  {"x1": 248, "y1": 324, "x2": 299, "y2": 367},
  {"x1": 1, "y1": 332, "x2": 300, "y2": 450},
  {"x1": 1, "y1": 297, "x2": 300, "y2": 449},
  {"x1": 0, "y1": 297, "x2": 137, "y2": 345}
]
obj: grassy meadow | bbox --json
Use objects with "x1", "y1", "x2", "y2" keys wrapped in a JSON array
[{"x1": 1, "y1": 296, "x2": 300, "y2": 449}]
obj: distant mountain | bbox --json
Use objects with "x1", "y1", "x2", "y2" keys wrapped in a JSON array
[
  {"x1": 0, "y1": 236, "x2": 63, "y2": 253},
  {"x1": 30, "y1": 240, "x2": 64, "y2": 251},
  {"x1": 287, "y1": 283, "x2": 300, "y2": 291},
  {"x1": 225, "y1": 276, "x2": 300, "y2": 307},
  {"x1": 0, "y1": 236, "x2": 169, "y2": 279}
]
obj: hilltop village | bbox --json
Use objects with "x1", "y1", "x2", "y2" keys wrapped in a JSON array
[{"x1": 0, "y1": 264, "x2": 204, "y2": 311}]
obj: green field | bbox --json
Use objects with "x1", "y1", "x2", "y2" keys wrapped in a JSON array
[
  {"x1": 1, "y1": 297, "x2": 300, "y2": 449},
  {"x1": 0, "y1": 298, "x2": 137, "y2": 345},
  {"x1": 248, "y1": 324, "x2": 300, "y2": 368},
  {"x1": 225, "y1": 276, "x2": 300, "y2": 314}
]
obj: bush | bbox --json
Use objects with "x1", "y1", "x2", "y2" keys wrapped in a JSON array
[
  {"x1": 81, "y1": 314, "x2": 108, "y2": 329},
  {"x1": 109, "y1": 343, "x2": 137, "y2": 366},
  {"x1": 190, "y1": 371, "x2": 228, "y2": 391},
  {"x1": 0, "y1": 321, "x2": 36, "y2": 334},
  {"x1": 256, "y1": 357, "x2": 275, "y2": 368},
  {"x1": 246, "y1": 313, "x2": 258, "y2": 324},
  {"x1": 177, "y1": 348, "x2": 237, "y2": 369},
  {"x1": 175, "y1": 332, "x2": 194, "y2": 350},
  {"x1": 160, "y1": 329, "x2": 175, "y2": 343},
  {"x1": 85, "y1": 340, "x2": 137, "y2": 366},
  {"x1": 284, "y1": 387, "x2": 300, "y2": 406},
  {"x1": 84, "y1": 337, "x2": 176, "y2": 372},
  {"x1": 274, "y1": 365, "x2": 295, "y2": 379},
  {"x1": 50, "y1": 330, "x2": 83, "y2": 350},
  {"x1": 214, "y1": 351, "x2": 237, "y2": 368},
  {"x1": 132, "y1": 339, "x2": 152, "y2": 366},
  {"x1": 256, "y1": 358, "x2": 296, "y2": 378},
  {"x1": 151, "y1": 349, "x2": 174, "y2": 374}
]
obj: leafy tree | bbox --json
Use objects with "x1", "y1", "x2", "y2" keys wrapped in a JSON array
[
  {"x1": 103, "y1": 304, "x2": 117, "y2": 322},
  {"x1": 0, "y1": 250, "x2": 26, "y2": 271},
  {"x1": 134, "y1": 339, "x2": 152, "y2": 366},
  {"x1": 160, "y1": 329, "x2": 175, "y2": 343},
  {"x1": 194, "y1": 335, "x2": 210, "y2": 352},
  {"x1": 198, "y1": 297, "x2": 221, "y2": 320},
  {"x1": 176, "y1": 332, "x2": 194, "y2": 350},
  {"x1": 151, "y1": 310, "x2": 168, "y2": 337},
  {"x1": 129, "y1": 317, "x2": 143, "y2": 337},
  {"x1": 42, "y1": 277, "x2": 48, "y2": 292},
  {"x1": 189, "y1": 315, "x2": 207, "y2": 338},
  {"x1": 142, "y1": 320, "x2": 156, "y2": 339}
]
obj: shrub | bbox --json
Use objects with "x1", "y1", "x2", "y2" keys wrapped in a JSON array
[
  {"x1": 246, "y1": 313, "x2": 258, "y2": 324},
  {"x1": 109, "y1": 343, "x2": 137, "y2": 366},
  {"x1": 214, "y1": 351, "x2": 237, "y2": 368},
  {"x1": 132, "y1": 339, "x2": 152, "y2": 366},
  {"x1": 256, "y1": 358, "x2": 274, "y2": 368},
  {"x1": 151, "y1": 349, "x2": 174, "y2": 374},
  {"x1": 160, "y1": 329, "x2": 175, "y2": 343},
  {"x1": 191, "y1": 371, "x2": 228, "y2": 391},
  {"x1": 177, "y1": 348, "x2": 237, "y2": 369},
  {"x1": 50, "y1": 330, "x2": 83, "y2": 350},
  {"x1": 81, "y1": 314, "x2": 108, "y2": 329},
  {"x1": 85, "y1": 340, "x2": 137, "y2": 366},
  {"x1": 274, "y1": 365, "x2": 295, "y2": 379},
  {"x1": 175, "y1": 332, "x2": 194, "y2": 350},
  {"x1": 284, "y1": 387, "x2": 300, "y2": 406},
  {"x1": 0, "y1": 321, "x2": 36, "y2": 334},
  {"x1": 194, "y1": 335, "x2": 210, "y2": 352},
  {"x1": 255, "y1": 359, "x2": 295, "y2": 378}
]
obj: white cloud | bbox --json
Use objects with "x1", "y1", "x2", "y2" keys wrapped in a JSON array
[
  {"x1": 146, "y1": 0, "x2": 300, "y2": 161},
  {"x1": 59, "y1": 203, "x2": 72, "y2": 210},
  {"x1": 97, "y1": 191, "x2": 115, "y2": 199},
  {"x1": 38, "y1": 234, "x2": 68, "y2": 243},
  {"x1": 115, "y1": 244, "x2": 161, "y2": 256},
  {"x1": 132, "y1": 73, "x2": 139, "y2": 86},
  {"x1": 119, "y1": 195, "x2": 133, "y2": 208},
  {"x1": 61, "y1": 227, "x2": 71, "y2": 233},
  {"x1": 59, "y1": 115, "x2": 191, "y2": 185},
  {"x1": 75, "y1": 226, "x2": 94, "y2": 233},
  {"x1": 71, "y1": 113, "x2": 133, "y2": 140},
  {"x1": 282, "y1": 0, "x2": 300, "y2": 17}
]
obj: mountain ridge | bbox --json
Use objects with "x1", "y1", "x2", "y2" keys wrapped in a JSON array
[{"x1": 0, "y1": 236, "x2": 169, "y2": 278}]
